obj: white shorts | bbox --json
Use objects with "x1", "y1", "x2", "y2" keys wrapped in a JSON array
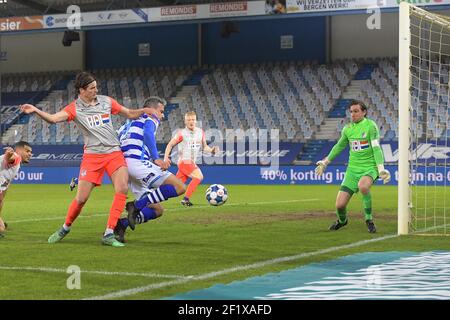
[{"x1": 126, "y1": 158, "x2": 172, "y2": 199}]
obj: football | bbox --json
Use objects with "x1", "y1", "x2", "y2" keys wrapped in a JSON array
[{"x1": 206, "y1": 184, "x2": 228, "y2": 206}]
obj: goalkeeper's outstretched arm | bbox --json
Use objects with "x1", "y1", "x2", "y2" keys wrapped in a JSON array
[{"x1": 315, "y1": 129, "x2": 348, "y2": 175}]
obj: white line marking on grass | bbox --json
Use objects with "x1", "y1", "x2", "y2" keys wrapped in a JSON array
[
  {"x1": 0, "y1": 266, "x2": 192, "y2": 279},
  {"x1": 8, "y1": 214, "x2": 107, "y2": 224},
  {"x1": 7, "y1": 199, "x2": 319, "y2": 224},
  {"x1": 83, "y1": 233, "x2": 399, "y2": 300},
  {"x1": 84, "y1": 222, "x2": 450, "y2": 300}
]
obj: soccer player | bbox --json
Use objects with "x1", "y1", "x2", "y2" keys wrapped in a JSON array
[
  {"x1": 163, "y1": 111, "x2": 218, "y2": 206},
  {"x1": 0, "y1": 141, "x2": 32, "y2": 237},
  {"x1": 20, "y1": 72, "x2": 156, "y2": 247},
  {"x1": 315, "y1": 100, "x2": 391, "y2": 233},
  {"x1": 114, "y1": 96, "x2": 186, "y2": 242}
]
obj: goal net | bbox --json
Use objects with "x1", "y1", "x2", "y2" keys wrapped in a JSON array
[{"x1": 399, "y1": 3, "x2": 450, "y2": 235}]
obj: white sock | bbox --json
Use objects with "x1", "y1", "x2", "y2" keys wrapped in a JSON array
[
  {"x1": 104, "y1": 228, "x2": 114, "y2": 236},
  {"x1": 63, "y1": 224, "x2": 71, "y2": 231}
]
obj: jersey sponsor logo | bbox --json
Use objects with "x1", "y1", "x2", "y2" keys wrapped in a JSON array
[
  {"x1": 86, "y1": 114, "x2": 109, "y2": 128},
  {"x1": 351, "y1": 140, "x2": 369, "y2": 152}
]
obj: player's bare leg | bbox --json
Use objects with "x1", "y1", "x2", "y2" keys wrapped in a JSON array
[
  {"x1": 182, "y1": 168, "x2": 203, "y2": 206},
  {"x1": 329, "y1": 190, "x2": 352, "y2": 230},
  {"x1": 358, "y1": 176, "x2": 376, "y2": 233}
]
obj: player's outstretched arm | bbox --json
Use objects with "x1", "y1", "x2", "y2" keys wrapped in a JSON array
[
  {"x1": 20, "y1": 104, "x2": 68, "y2": 124},
  {"x1": 119, "y1": 106, "x2": 156, "y2": 120},
  {"x1": 316, "y1": 128, "x2": 349, "y2": 175}
]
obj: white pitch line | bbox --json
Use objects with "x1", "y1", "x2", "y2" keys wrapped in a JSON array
[
  {"x1": 83, "y1": 233, "x2": 399, "y2": 300},
  {"x1": 0, "y1": 266, "x2": 192, "y2": 280},
  {"x1": 7, "y1": 198, "x2": 319, "y2": 224},
  {"x1": 79, "y1": 222, "x2": 448, "y2": 300}
]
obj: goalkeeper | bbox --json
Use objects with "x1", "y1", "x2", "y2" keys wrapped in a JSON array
[{"x1": 315, "y1": 100, "x2": 391, "y2": 233}]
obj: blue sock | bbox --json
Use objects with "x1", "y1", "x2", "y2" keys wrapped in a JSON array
[
  {"x1": 135, "y1": 185, "x2": 178, "y2": 209},
  {"x1": 159, "y1": 185, "x2": 178, "y2": 198},
  {"x1": 136, "y1": 207, "x2": 157, "y2": 224},
  {"x1": 120, "y1": 217, "x2": 129, "y2": 229}
]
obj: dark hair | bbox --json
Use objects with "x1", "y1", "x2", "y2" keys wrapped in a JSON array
[
  {"x1": 14, "y1": 141, "x2": 31, "y2": 149},
  {"x1": 143, "y1": 96, "x2": 167, "y2": 108},
  {"x1": 74, "y1": 72, "x2": 96, "y2": 93},
  {"x1": 349, "y1": 100, "x2": 367, "y2": 114}
]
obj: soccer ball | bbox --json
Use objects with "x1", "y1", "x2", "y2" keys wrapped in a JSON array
[{"x1": 206, "y1": 184, "x2": 228, "y2": 206}]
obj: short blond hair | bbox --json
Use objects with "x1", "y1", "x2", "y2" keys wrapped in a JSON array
[{"x1": 185, "y1": 111, "x2": 197, "y2": 118}]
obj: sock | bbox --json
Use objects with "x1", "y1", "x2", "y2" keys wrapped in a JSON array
[
  {"x1": 107, "y1": 193, "x2": 127, "y2": 230},
  {"x1": 135, "y1": 207, "x2": 157, "y2": 224},
  {"x1": 183, "y1": 196, "x2": 190, "y2": 201},
  {"x1": 362, "y1": 192, "x2": 373, "y2": 221},
  {"x1": 337, "y1": 208, "x2": 347, "y2": 223},
  {"x1": 185, "y1": 178, "x2": 201, "y2": 199},
  {"x1": 104, "y1": 228, "x2": 114, "y2": 236},
  {"x1": 63, "y1": 224, "x2": 71, "y2": 231},
  {"x1": 135, "y1": 185, "x2": 178, "y2": 209},
  {"x1": 120, "y1": 217, "x2": 129, "y2": 229},
  {"x1": 64, "y1": 199, "x2": 85, "y2": 227}
]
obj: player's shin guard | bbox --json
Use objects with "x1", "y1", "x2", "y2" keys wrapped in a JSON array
[
  {"x1": 362, "y1": 192, "x2": 372, "y2": 221},
  {"x1": 107, "y1": 193, "x2": 127, "y2": 229},
  {"x1": 135, "y1": 185, "x2": 178, "y2": 209},
  {"x1": 337, "y1": 208, "x2": 347, "y2": 223},
  {"x1": 185, "y1": 178, "x2": 201, "y2": 199},
  {"x1": 65, "y1": 199, "x2": 85, "y2": 227}
]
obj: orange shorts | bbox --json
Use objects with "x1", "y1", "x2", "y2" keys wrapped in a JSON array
[
  {"x1": 79, "y1": 151, "x2": 127, "y2": 186},
  {"x1": 176, "y1": 160, "x2": 199, "y2": 178}
]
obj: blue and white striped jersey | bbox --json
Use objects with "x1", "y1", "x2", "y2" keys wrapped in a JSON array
[{"x1": 118, "y1": 114, "x2": 161, "y2": 161}]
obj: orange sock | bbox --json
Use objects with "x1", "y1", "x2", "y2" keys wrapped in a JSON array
[
  {"x1": 107, "y1": 193, "x2": 127, "y2": 229},
  {"x1": 185, "y1": 178, "x2": 201, "y2": 199},
  {"x1": 65, "y1": 199, "x2": 85, "y2": 227}
]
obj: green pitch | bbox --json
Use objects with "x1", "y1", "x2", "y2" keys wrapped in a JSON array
[{"x1": 0, "y1": 184, "x2": 449, "y2": 300}]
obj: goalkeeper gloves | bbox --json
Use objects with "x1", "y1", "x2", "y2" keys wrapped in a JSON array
[
  {"x1": 315, "y1": 159, "x2": 329, "y2": 176},
  {"x1": 378, "y1": 166, "x2": 391, "y2": 184}
]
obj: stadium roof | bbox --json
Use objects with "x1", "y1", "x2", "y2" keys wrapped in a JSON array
[{"x1": 0, "y1": 0, "x2": 251, "y2": 18}]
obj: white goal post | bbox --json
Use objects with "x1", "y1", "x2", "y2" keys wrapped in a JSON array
[{"x1": 398, "y1": 2, "x2": 450, "y2": 235}]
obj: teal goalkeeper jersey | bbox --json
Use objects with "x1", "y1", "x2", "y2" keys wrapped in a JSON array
[{"x1": 327, "y1": 117, "x2": 385, "y2": 170}]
